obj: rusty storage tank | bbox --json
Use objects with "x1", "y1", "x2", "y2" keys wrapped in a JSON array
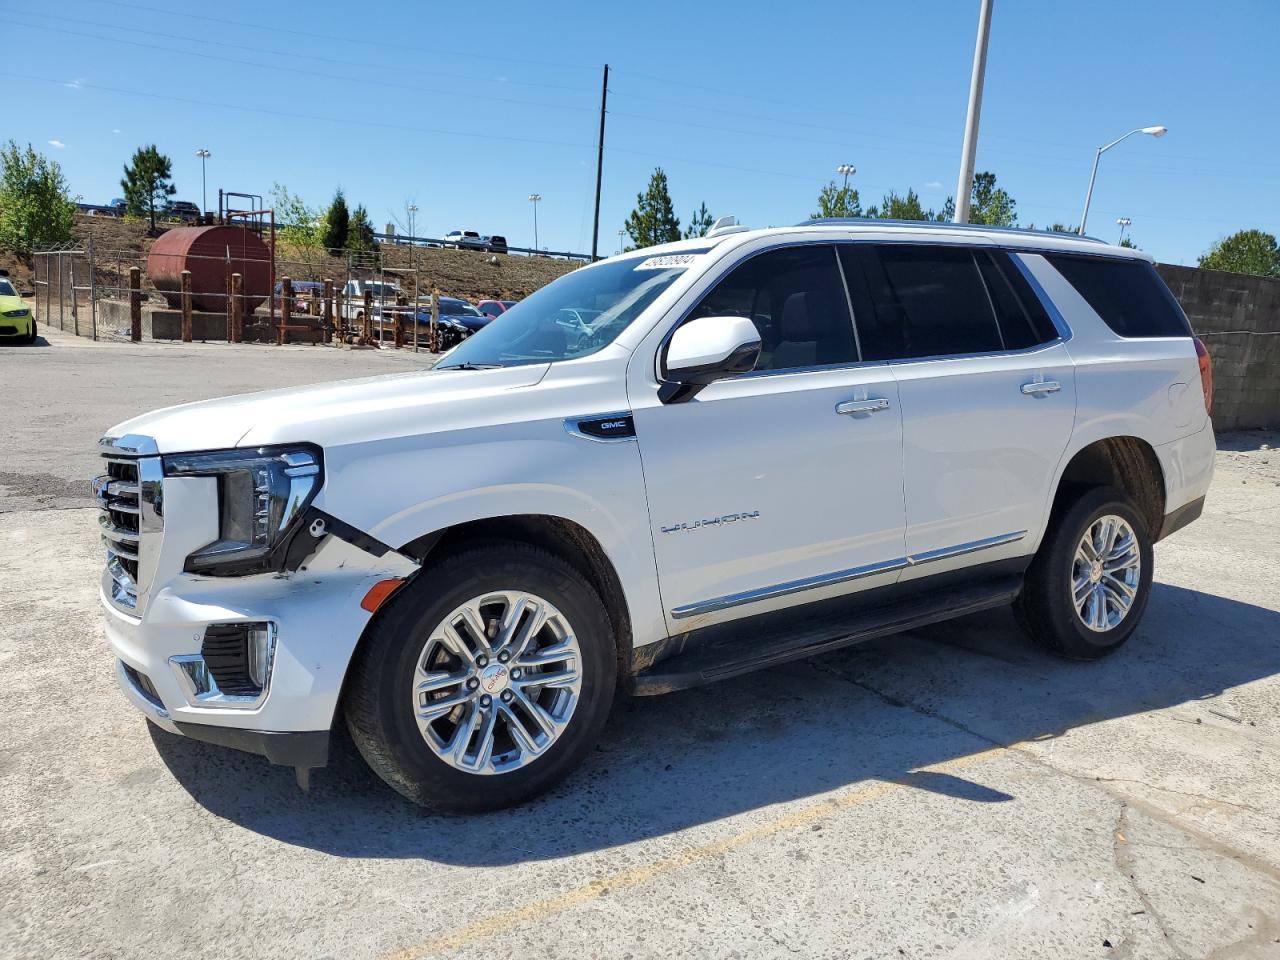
[{"x1": 147, "y1": 226, "x2": 271, "y2": 312}]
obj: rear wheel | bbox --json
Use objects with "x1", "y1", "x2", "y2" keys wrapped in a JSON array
[
  {"x1": 1015, "y1": 486, "x2": 1153, "y2": 659},
  {"x1": 344, "y1": 543, "x2": 616, "y2": 811}
]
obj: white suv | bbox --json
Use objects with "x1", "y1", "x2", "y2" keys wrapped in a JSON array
[{"x1": 96, "y1": 220, "x2": 1216, "y2": 810}]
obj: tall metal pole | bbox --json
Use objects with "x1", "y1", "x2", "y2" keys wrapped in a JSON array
[
  {"x1": 529, "y1": 194, "x2": 541, "y2": 252},
  {"x1": 953, "y1": 0, "x2": 994, "y2": 224},
  {"x1": 196, "y1": 149, "x2": 211, "y2": 216},
  {"x1": 1078, "y1": 148, "x2": 1104, "y2": 236},
  {"x1": 591, "y1": 64, "x2": 609, "y2": 262}
]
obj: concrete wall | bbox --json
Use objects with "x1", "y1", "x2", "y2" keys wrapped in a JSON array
[{"x1": 1157, "y1": 264, "x2": 1280, "y2": 431}]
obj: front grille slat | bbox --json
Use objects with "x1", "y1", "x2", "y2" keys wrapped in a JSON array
[{"x1": 96, "y1": 450, "x2": 150, "y2": 608}]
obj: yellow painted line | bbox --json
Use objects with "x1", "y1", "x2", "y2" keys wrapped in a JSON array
[{"x1": 383, "y1": 745, "x2": 1008, "y2": 959}]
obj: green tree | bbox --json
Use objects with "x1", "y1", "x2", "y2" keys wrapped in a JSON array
[
  {"x1": 270, "y1": 182, "x2": 326, "y2": 274},
  {"x1": 1118, "y1": 236, "x2": 1138, "y2": 249},
  {"x1": 0, "y1": 141, "x2": 78, "y2": 251},
  {"x1": 319, "y1": 188, "x2": 349, "y2": 253},
  {"x1": 683, "y1": 201, "x2": 714, "y2": 239},
  {"x1": 811, "y1": 181, "x2": 861, "y2": 219},
  {"x1": 120, "y1": 144, "x2": 175, "y2": 232},
  {"x1": 346, "y1": 204, "x2": 377, "y2": 253},
  {"x1": 865, "y1": 188, "x2": 948, "y2": 222},
  {"x1": 1198, "y1": 229, "x2": 1280, "y2": 278},
  {"x1": 624, "y1": 168, "x2": 681, "y2": 249},
  {"x1": 968, "y1": 171, "x2": 1016, "y2": 227}
]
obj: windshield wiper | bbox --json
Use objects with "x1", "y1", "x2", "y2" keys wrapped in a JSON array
[{"x1": 439, "y1": 362, "x2": 503, "y2": 370}]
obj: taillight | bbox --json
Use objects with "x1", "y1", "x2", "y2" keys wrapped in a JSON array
[{"x1": 1194, "y1": 337, "x2": 1213, "y2": 416}]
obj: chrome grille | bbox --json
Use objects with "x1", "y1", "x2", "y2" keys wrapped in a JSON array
[{"x1": 95, "y1": 435, "x2": 163, "y2": 613}]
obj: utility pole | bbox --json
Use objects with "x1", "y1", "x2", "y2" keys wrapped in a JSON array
[
  {"x1": 591, "y1": 64, "x2": 609, "y2": 262},
  {"x1": 953, "y1": 0, "x2": 994, "y2": 223}
]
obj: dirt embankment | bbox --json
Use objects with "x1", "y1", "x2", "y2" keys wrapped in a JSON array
[{"x1": 0, "y1": 214, "x2": 580, "y2": 303}]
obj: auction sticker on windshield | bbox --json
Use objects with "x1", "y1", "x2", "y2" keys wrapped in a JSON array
[{"x1": 633, "y1": 253, "x2": 703, "y2": 270}]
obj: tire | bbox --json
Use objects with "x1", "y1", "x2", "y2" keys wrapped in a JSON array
[
  {"x1": 24, "y1": 321, "x2": 37, "y2": 345},
  {"x1": 1015, "y1": 486, "x2": 1153, "y2": 660},
  {"x1": 344, "y1": 542, "x2": 617, "y2": 811}
]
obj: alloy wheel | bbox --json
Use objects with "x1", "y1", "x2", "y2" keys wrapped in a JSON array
[{"x1": 1072, "y1": 515, "x2": 1141, "y2": 633}]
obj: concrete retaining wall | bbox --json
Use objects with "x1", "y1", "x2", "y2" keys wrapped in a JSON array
[{"x1": 1157, "y1": 264, "x2": 1280, "y2": 431}]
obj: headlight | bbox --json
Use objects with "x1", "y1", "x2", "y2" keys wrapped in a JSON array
[
  {"x1": 3, "y1": 308, "x2": 30, "y2": 318},
  {"x1": 164, "y1": 445, "x2": 322, "y2": 575}
]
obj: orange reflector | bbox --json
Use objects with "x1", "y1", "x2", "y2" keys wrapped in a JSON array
[{"x1": 361, "y1": 578, "x2": 404, "y2": 613}]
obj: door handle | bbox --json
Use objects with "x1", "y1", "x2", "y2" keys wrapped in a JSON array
[
  {"x1": 1020, "y1": 380, "x2": 1061, "y2": 396},
  {"x1": 835, "y1": 397, "x2": 891, "y2": 416}
]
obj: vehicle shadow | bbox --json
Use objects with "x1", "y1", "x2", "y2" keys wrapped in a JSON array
[
  {"x1": 0, "y1": 336, "x2": 50, "y2": 348},
  {"x1": 151, "y1": 582, "x2": 1280, "y2": 864}
]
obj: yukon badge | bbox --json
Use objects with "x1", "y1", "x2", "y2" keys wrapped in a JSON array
[{"x1": 661, "y1": 511, "x2": 761, "y2": 534}]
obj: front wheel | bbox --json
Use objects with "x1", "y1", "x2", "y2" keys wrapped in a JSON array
[
  {"x1": 24, "y1": 320, "x2": 36, "y2": 345},
  {"x1": 344, "y1": 543, "x2": 616, "y2": 811},
  {"x1": 1015, "y1": 486, "x2": 1153, "y2": 660}
]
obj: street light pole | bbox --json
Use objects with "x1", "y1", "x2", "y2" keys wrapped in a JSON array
[
  {"x1": 617, "y1": 228, "x2": 625, "y2": 254},
  {"x1": 195, "y1": 148, "x2": 211, "y2": 217},
  {"x1": 528, "y1": 193, "x2": 542, "y2": 252},
  {"x1": 1078, "y1": 126, "x2": 1167, "y2": 235},
  {"x1": 953, "y1": 0, "x2": 994, "y2": 223},
  {"x1": 1116, "y1": 217, "x2": 1131, "y2": 244},
  {"x1": 836, "y1": 163, "x2": 856, "y2": 191}
]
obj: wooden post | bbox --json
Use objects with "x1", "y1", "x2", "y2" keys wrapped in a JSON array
[
  {"x1": 231, "y1": 273, "x2": 243, "y2": 342},
  {"x1": 180, "y1": 270, "x2": 192, "y2": 342},
  {"x1": 323, "y1": 279, "x2": 334, "y2": 343},
  {"x1": 335, "y1": 286, "x2": 345, "y2": 344},
  {"x1": 278, "y1": 276, "x2": 292, "y2": 345},
  {"x1": 362, "y1": 289, "x2": 373, "y2": 344},
  {"x1": 393, "y1": 294, "x2": 405, "y2": 348},
  {"x1": 129, "y1": 266, "x2": 141, "y2": 342},
  {"x1": 70, "y1": 264, "x2": 78, "y2": 337}
]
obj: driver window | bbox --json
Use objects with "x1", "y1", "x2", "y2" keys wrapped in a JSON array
[{"x1": 684, "y1": 245, "x2": 858, "y2": 372}]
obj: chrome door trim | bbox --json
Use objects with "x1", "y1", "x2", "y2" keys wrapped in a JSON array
[
  {"x1": 906, "y1": 530, "x2": 1026, "y2": 567},
  {"x1": 669, "y1": 530, "x2": 1027, "y2": 619},
  {"x1": 669, "y1": 557, "x2": 908, "y2": 620}
]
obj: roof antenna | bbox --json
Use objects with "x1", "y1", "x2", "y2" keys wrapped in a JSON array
[{"x1": 706, "y1": 216, "x2": 749, "y2": 238}]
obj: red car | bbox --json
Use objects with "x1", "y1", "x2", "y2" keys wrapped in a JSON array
[{"x1": 476, "y1": 299, "x2": 517, "y2": 319}]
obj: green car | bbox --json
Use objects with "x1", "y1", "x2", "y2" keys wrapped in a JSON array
[{"x1": 0, "y1": 276, "x2": 37, "y2": 344}]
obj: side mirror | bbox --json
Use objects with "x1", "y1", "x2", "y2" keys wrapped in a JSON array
[
  {"x1": 659, "y1": 315, "x2": 761, "y2": 403},
  {"x1": 20, "y1": 291, "x2": 35, "y2": 298}
]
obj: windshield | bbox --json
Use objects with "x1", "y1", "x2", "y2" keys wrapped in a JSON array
[
  {"x1": 438, "y1": 255, "x2": 688, "y2": 368},
  {"x1": 443, "y1": 302, "x2": 483, "y2": 317},
  {"x1": 0, "y1": 280, "x2": 16, "y2": 297}
]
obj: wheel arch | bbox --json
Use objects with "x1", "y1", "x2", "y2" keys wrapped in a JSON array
[
  {"x1": 1051, "y1": 436, "x2": 1166, "y2": 537},
  {"x1": 398, "y1": 515, "x2": 636, "y2": 679}
]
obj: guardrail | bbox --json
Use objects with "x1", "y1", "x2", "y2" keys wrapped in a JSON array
[{"x1": 372, "y1": 231, "x2": 592, "y2": 262}]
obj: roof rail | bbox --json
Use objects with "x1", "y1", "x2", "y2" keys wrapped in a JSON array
[{"x1": 796, "y1": 217, "x2": 1107, "y2": 244}]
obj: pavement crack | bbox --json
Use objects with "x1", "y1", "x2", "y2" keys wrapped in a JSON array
[
  {"x1": 1113, "y1": 803, "x2": 1192, "y2": 960},
  {"x1": 1092, "y1": 778, "x2": 1274, "y2": 822}
]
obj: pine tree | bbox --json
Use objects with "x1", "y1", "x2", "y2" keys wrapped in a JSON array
[
  {"x1": 347, "y1": 204, "x2": 377, "y2": 253},
  {"x1": 320, "y1": 188, "x2": 349, "y2": 253},
  {"x1": 624, "y1": 168, "x2": 681, "y2": 249},
  {"x1": 683, "y1": 202, "x2": 714, "y2": 239},
  {"x1": 121, "y1": 144, "x2": 175, "y2": 232}
]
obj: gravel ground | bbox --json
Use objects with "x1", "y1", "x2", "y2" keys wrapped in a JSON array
[{"x1": 2, "y1": 329, "x2": 1279, "y2": 959}]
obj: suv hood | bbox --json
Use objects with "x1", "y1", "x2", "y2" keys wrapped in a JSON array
[{"x1": 105, "y1": 363, "x2": 549, "y2": 453}]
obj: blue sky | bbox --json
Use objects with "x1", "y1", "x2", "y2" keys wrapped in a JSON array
[{"x1": 6, "y1": 0, "x2": 1277, "y2": 264}]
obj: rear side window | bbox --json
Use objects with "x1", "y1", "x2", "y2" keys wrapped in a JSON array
[
  {"x1": 978, "y1": 251, "x2": 1058, "y2": 350},
  {"x1": 842, "y1": 245, "x2": 1003, "y2": 360},
  {"x1": 1045, "y1": 254, "x2": 1191, "y2": 338}
]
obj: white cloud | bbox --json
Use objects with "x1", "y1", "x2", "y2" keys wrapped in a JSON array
[
  {"x1": 63, "y1": 79, "x2": 83, "y2": 90},
  {"x1": 48, "y1": 139, "x2": 66, "y2": 149},
  {"x1": 112, "y1": 128, "x2": 122, "y2": 135},
  {"x1": 925, "y1": 180, "x2": 943, "y2": 190}
]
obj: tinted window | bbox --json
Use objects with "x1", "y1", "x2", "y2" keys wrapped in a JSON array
[
  {"x1": 843, "y1": 245, "x2": 1003, "y2": 360},
  {"x1": 1045, "y1": 254, "x2": 1191, "y2": 338},
  {"x1": 977, "y1": 251, "x2": 1057, "y2": 350},
  {"x1": 686, "y1": 245, "x2": 857, "y2": 371}
]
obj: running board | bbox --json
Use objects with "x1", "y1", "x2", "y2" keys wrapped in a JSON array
[{"x1": 630, "y1": 573, "x2": 1023, "y2": 696}]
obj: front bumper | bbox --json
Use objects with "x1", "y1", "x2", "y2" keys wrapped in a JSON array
[
  {"x1": 0, "y1": 312, "x2": 34, "y2": 337},
  {"x1": 104, "y1": 544, "x2": 406, "y2": 769}
]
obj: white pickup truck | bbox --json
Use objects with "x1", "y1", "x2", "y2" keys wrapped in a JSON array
[
  {"x1": 96, "y1": 219, "x2": 1215, "y2": 811},
  {"x1": 339, "y1": 279, "x2": 403, "y2": 321}
]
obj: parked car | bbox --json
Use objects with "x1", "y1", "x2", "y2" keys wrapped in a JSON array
[
  {"x1": 0, "y1": 275, "x2": 37, "y2": 344},
  {"x1": 273, "y1": 280, "x2": 325, "y2": 313},
  {"x1": 413, "y1": 296, "x2": 491, "y2": 336},
  {"x1": 340, "y1": 279, "x2": 403, "y2": 321},
  {"x1": 166, "y1": 201, "x2": 201, "y2": 224},
  {"x1": 486, "y1": 235, "x2": 508, "y2": 255},
  {"x1": 475, "y1": 299, "x2": 517, "y2": 319},
  {"x1": 443, "y1": 230, "x2": 486, "y2": 251},
  {"x1": 94, "y1": 219, "x2": 1215, "y2": 812}
]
